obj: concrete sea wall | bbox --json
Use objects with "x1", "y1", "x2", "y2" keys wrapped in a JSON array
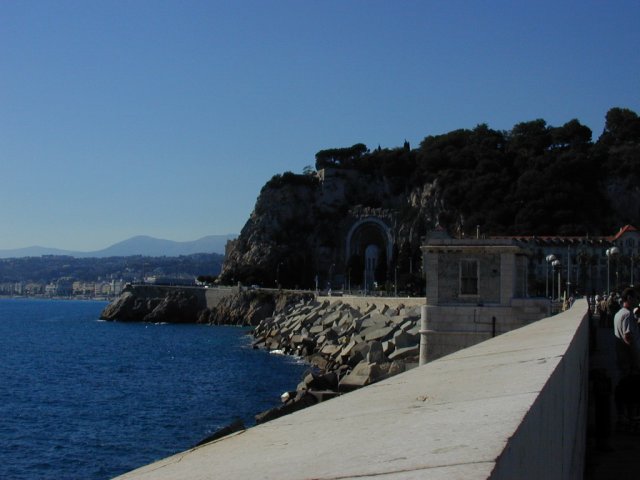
[{"x1": 115, "y1": 299, "x2": 589, "y2": 480}]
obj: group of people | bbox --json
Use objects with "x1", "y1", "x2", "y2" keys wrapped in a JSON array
[
  {"x1": 593, "y1": 292, "x2": 624, "y2": 328},
  {"x1": 596, "y1": 288, "x2": 640, "y2": 428},
  {"x1": 591, "y1": 289, "x2": 640, "y2": 376}
]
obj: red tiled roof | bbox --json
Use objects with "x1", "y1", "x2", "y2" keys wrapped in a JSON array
[
  {"x1": 609, "y1": 224, "x2": 638, "y2": 241},
  {"x1": 491, "y1": 225, "x2": 638, "y2": 244}
]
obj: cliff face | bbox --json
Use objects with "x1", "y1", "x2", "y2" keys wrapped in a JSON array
[
  {"x1": 219, "y1": 167, "x2": 444, "y2": 290},
  {"x1": 220, "y1": 110, "x2": 640, "y2": 289},
  {"x1": 100, "y1": 287, "x2": 206, "y2": 323},
  {"x1": 220, "y1": 168, "x2": 640, "y2": 291}
]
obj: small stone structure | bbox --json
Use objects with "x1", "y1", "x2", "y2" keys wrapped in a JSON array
[{"x1": 420, "y1": 235, "x2": 549, "y2": 363}]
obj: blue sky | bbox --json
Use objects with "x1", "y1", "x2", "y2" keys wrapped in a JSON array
[{"x1": 1, "y1": 0, "x2": 639, "y2": 251}]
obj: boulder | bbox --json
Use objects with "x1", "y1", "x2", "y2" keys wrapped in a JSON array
[
  {"x1": 303, "y1": 371, "x2": 339, "y2": 391},
  {"x1": 309, "y1": 324, "x2": 325, "y2": 335},
  {"x1": 338, "y1": 339, "x2": 357, "y2": 359},
  {"x1": 307, "y1": 354, "x2": 329, "y2": 371},
  {"x1": 339, "y1": 361, "x2": 383, "y2": 392},
  {"x1": 393, "y1": 331, "x2": 419, "y2": 349},
  {"x1": 388, "y1": 360, "x2": 406, "y2": 376},
  {"x1": 367, "y1": 341, "x2": 385, "y2": 364},
  {"x1": 388, "y1": 344, "x2": 420, "y2": 361},
  {"x1": 255, "y1": 392, "x2": 318, "y2": 424},
  {"x1": 319, "y1": 343, "x2": 341, "y2": 357},
  {"x1": 360, "y1": 313, "x2": 388, "y2": 330},
  {"x1": 363, "y1": 325, "x2": 396, "y2": 342},
  {"x1": 351, "y1": 342, "x2": 370, "y2": 359},
  {"x1": 382, "y1": 340, "x2": 395, "y2": 356}
]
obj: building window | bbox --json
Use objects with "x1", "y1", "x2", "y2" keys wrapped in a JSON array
[{"x1": 460, "y1": 260, "x2": 479, "y2": 295}]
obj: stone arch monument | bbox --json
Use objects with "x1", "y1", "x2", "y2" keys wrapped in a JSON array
[{"x1": 345, "y1": 215, "x2": 395, "y2": 290}]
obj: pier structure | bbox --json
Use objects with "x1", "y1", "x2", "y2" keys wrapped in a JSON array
[{"x1": 116, "y1": 300, "x2": 589, "y2": 480}]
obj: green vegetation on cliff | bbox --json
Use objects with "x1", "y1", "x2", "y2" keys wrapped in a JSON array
[{"x1": 220, "y1": 107, "x2": 640, "y2": 290}]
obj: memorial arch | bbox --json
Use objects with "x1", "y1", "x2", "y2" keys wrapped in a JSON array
[{"x1": 345, "y1": 217, "x2": 394, "y2": 290}]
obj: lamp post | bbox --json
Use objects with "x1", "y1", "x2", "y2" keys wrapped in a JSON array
[
  {"x1": 546, "y1": 254, "x2": 557, "y2": 298},
  {"x1": 394, "y1": 264, "x2": 398, "y2": 297},
  {"x1": 566, "y1": 246, "x2": 571, "y2": 297},
  {"x1": 328, "y1": 263, "x2": 334, "y2": 291},
  {"x1": 276, "y1": 262, "x2": 283, "y2": 289},
  {"x1": 606, "y1": 247, "x2": 620, "y2": 293},
  {"x1": 363, "y1": 265, "x2": 367, "y2": 295},
  {"x1": 552, "y1": 259, "x2": 561, "y2": 300}
]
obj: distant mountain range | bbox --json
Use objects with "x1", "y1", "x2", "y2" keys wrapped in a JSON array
[{"x1": 0, "y1": 234, "x2": 237, "y2": 259}]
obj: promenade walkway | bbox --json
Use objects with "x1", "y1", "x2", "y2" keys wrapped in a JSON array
[{"x1": 585, "y1": 320, "x2": 640, "y2": 479}]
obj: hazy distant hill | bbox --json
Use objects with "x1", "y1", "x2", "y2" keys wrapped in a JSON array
[{"x1": 0, "y1": 234, "x2": 237, "y2": 259}]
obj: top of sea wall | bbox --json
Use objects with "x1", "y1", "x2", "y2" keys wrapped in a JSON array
[
  {"x1": 115, "y1": 300, "x2": 588, "y2": 480},
  {"x1": 319, "y1": 294, "x2": 425, "y2": 310},
  {"x1": 128, "y1": 285, "x2": 423, "y2": 312},
  {"x1": 127, "y1": 284, "x2": 239, "y2": 309}
]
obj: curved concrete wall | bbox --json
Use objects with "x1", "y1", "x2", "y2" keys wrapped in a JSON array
[
  {"x1": 116, "y1": 299, "x2": 588, "y2": 480},
  {"x1": 129, "y1": 284, "x2": 238, "y2": 309}
]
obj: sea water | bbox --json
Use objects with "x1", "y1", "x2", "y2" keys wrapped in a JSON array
[{"x1": 0, "y1": 298, "x2": 307, "y2": 479}]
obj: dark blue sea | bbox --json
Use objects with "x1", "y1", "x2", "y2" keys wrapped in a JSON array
[{"x1": 0, "y1": 299, "x2": 307, "y2": 480}]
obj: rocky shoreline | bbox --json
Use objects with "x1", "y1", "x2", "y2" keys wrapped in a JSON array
[
  {"x1": 99, "y1": 285, "x2": 314, "y2": 325},
  {"x1": 100, "y1": 287, "x2": 423, "y2": 430},
  {"x1": 250, "y1": 296, "x2": 422, "y2": 423}
]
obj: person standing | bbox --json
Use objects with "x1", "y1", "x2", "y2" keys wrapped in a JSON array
[{"x1": 613, "y1": 288, "x2": 640, "y2": 377}]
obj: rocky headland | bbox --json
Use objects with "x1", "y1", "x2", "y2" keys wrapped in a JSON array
[
  {"x1": 99, "y1": 285, "x2": 313, "y2": 326},
  {"x1": 219, "y1": 108, "x2": 640, "y2": 293}
]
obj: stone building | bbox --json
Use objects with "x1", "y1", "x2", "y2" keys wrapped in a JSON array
[
  {"x1": 503, "y1": 224, "x2": 640, "y2": 296},
  {"x1": 418, "y1": 225, "x2": 640, "y2": 363},
  {"x1": 419, "y1": 232, "x2": 549, "y2": 362}
]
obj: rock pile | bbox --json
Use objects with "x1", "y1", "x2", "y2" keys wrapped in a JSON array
[{"x1": 252, "y1": 298, "x2": 423, "y2": 423}]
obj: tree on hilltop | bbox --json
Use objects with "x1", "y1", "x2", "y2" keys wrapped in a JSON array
[{"x1": 315, "y1": 143, "x2": 368, "y2": 169}]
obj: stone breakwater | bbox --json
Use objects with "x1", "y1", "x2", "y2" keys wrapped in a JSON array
[{"x1": 251, "y1": 297, "x2": 423, "y2": 423}]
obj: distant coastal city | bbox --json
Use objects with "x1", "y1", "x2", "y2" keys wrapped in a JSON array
[
  {"x1": 0, "y1": 253, "x2": 223, "y2": 299},
  {"x1": 1, "y1": 277, "x2": 127, "y2": 299}
]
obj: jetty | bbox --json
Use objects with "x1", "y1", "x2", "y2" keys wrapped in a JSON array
[{"x1": 115, "y1": 299, "x2": 589, "y2": 479}]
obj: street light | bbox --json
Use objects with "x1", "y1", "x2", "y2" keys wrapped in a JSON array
[
  {"x1": 276, "y1": 262, "x2": 283, "y2": 289},
  {"x1": 394, "y1": 264, "x2": 398, "y2": 297},
  {"x1": 606, "y1": 247, "x2": 620, "y2": 293},
  {"x1": 545, "y1": 254, "x2": 557, "y2": 298},
  {"x1": 328, "y1": 264, "x2": 334, "y2": 291},
  {"x1": 552, "y1": 259, "x2": 561, "y2": 300},
  {"x1": 566, "y1": 246, "x2": 571, "y2": 297}
]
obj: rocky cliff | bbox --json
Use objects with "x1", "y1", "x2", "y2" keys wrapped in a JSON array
[
  {"x1": 219, "y1": 109, "x2": 640, "y2": 290},
  {"x1": 220, "y1": 167, "x2": 437, "y2": 292},
  {"x1": 100, "y1": 285, "x2": 313, "y2": 327}
]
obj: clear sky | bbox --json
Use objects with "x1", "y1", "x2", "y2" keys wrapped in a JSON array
[{"x1": 1, "y1": 0, "x2": 639, "y2": 251}]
